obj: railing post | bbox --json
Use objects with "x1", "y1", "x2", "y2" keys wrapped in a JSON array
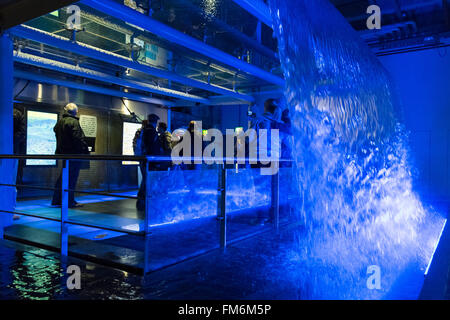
[
  {"x1": 61, "y1": 160, "x2": 69, "y2": 256},
  {"x1": 216, "y1": 164, "x2": 222, "y2": 219},
  {"x1": 271, "y1": 163, "x2": 280, "y2": 233},
  {"x1": 218, "y1": 164, "x2": 227, "y2": 249},
  {"x1": 143, "y1": 158, "x2": 151, "y2": 274}
]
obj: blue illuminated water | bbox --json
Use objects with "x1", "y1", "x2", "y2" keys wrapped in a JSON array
[{"x1": 269, "y1": 0, "x2": 446, "y2": 299}]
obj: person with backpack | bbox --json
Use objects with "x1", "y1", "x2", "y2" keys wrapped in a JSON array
[
  {"x1": 133, "y1": 120, "x2": 148, "y2": 157},
  {"x1": 249, "y1": 99, "x2": 291, "y2": 225},
  {"x1": 13, "y1": 108, "x2": 26, "y2": 189},
  {"x1": 250, "y1": 99, "x2": 288, "y2": 167},
  {"x1": 136, "y1": 114, "x2": 161, "y2": 210},
  {"x1": 156, "y1": 122, "x2": 172, "y2": 171}
]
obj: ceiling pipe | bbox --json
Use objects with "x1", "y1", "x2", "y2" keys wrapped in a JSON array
[
  {"x1": 14, "y1": 70, "x2": 174, "y2": 106},
  {"x1": 14, "y1": 51, "x2": 210, "y2": 104},
  {"x1": 11, "y1": 25, "x2": 254, "y2": 103},
  {"x1": 80, "y1": 0, "x2": 284, "y2": 87}
]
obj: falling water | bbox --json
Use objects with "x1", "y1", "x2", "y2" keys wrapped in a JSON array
[{"x1": 268, "y1": 0, "x2": 445, "y2": 299}]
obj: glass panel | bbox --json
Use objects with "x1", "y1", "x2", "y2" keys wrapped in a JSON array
[
  {"x1": 66, "y1": 160, "x2": 140, "y2": 231},
  {"x1": 143, "y1": 166, "x2": 220, "y2": 271},
  {"x1": 279, "y1": 166, "x2": 297, "y2": 225},
  {"x1": 2, "y1": 156, "x2": 299, "y2": 273},
  {"x1": 226, "y1": 167, "x2": 272, "y2": 242},
  {"x1": 2, "y1": 158, "x2": 62, "y2": 250},
  {"x1": 14, "y1": 159, "x2": 61, "y2": 221},
  {"x1": 20, "y1": 3, "x2": 276, "y2": 93}
]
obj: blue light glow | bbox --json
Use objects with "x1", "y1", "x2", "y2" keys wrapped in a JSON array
[
  {"x1": 269, "y1": 0, "x2": 446, "y2": 299},
  {"x1": 424, "y1": 219, "x2": 447, "y2": 276}
]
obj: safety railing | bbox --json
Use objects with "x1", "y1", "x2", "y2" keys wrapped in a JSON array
[{"x1": 0, "y1": 154, "x2": 294, "y2": 274}]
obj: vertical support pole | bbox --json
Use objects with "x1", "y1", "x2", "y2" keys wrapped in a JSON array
[
  {"x1": 147, "y1": 0, "x2": 153, "y2": 16},
  {"x1": 167, "y1": 57, "x2": 173, "y2": 89},
  {"x1": 167, "y1": 107, "x2": 172, "y2": 132},
  {"x1": 61, "y1": 160, "x2": 69, "y2": 256},
  {"x1": 219, "y1": 164, "x2": 227, "y2": 249},
  {"x1": 0, "y1": 32, "x2": 14, "y2": 239},
  {"x1": 70, "y1": 29, "x2": 77, "y2": 42},
  {"x1": 216, "y1": 164, "x2": 222, "y2": 219},
  {"x1": 143, "y1": 158, "x2": 151, "y2": 274},
  {"x1": 271, "y1": 164, "x2": 280, "y2": 233},
  {"x1": 0, "y1": 160, "x2": 4, "y2": 239}
]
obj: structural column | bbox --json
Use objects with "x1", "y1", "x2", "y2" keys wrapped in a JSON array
[{"x1": 0, "y1": 32, "x2": 15, "y2": 238}]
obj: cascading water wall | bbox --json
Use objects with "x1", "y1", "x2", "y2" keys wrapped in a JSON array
[{"x1": 268, "y1": 0, "x2": 446, "y2": 299}]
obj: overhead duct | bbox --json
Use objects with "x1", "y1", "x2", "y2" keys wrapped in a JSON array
[
  {"x1": 10, "y1": 25, "x2": 255, "y2": 103},
  {"x1": 14, "y1": 51, "x2": 210, "y2": 104},
  {"x1": 14, "y1": 70, "x2": 173, "y2": 106}
]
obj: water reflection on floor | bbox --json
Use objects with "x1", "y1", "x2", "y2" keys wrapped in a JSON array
[
  {"x1": 0, "y1": 225, "x2": 302, "y2": 300},
  {"x1": 1, "y1": 221, "x2": 441, "y2": 300}
]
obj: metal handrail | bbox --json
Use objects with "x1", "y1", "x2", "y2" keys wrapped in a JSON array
[
  {"x1": 0, "y1": 154, "x2": 288, "y2": 274},
  {"x1": 0, "y1": 209, "x2": 144, "y2": 236},
  {"x1": 0, "y1": 154, "x2": 148, "y2": 161},
  {"x1": 0, "y1": 154, "x2": 294, "y2": 163},
  {"x1": 0, "y1": 155, "x2": 151, "y2": 268}
]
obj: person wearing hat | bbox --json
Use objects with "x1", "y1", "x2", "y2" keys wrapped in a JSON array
[{"x1": 137, "y1": 113, "x2": 161, "y2": 210}]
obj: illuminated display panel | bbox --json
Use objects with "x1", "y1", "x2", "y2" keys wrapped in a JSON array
[
  {"x1": 122, "y1": 122, "x2": 141, "y2": 165},
  {"x1": 26, "y1": 111, "x2": 58, "y2": 166}
]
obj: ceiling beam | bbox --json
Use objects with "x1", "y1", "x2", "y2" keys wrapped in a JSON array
[
  {"x1": 81, "y1": 0, "x2": 284, "y2": 87},
  {"x1": 10, "y1": 25, "x2": 254, "y2": 103},
  {"x1": 232, "y1": 0, "x2": 273, "y2": 28},
  {"x1": 14, "y1": 51, "x2": 210, "y2": 104},
  {"x1": 14, "y1": 70, "x2": 173, "y2": 106}
]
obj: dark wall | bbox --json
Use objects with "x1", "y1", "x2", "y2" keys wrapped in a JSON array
[{"x1": 380, "y1": 48, "x2": 450, "y2": 206}]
